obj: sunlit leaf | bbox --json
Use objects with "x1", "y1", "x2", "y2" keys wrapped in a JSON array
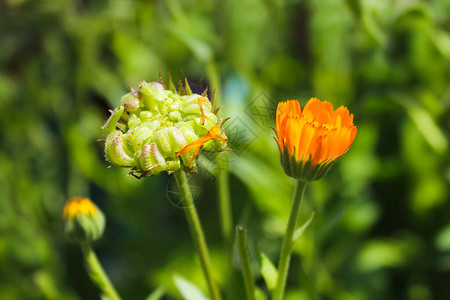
[
  {"x1": 173, "y1": 275, "x2": 210, "y2": 300},
  {"x1": 293, "y1": 209, "x2": 316, "y2": 242},
  {"x1": 259, "y1": 252, "x2": 278, "y2": 291}
]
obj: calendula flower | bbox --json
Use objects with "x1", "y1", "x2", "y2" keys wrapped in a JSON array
[
  {"x1": 102, "y1": 76, "x2": 229, "y2": 177},
  {"x1": 274, "y1": 98, "x2": 357, "y2": 181},
  {"x1": 62, "y1": 198, "x2": 105, "y2": 243}
]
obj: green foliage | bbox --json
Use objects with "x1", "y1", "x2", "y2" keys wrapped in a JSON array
[{"x1": 1, "y1": 0, "x2": 449, "y2": 299}]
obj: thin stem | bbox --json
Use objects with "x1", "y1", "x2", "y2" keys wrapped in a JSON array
[
  {"x1": 236, "y1": 224, "x2": 256, "y2": 300},
  {"x1": 206, "y1": 60, "x2": 233, "y2": 248},
  {"x1": 206, "y1": 60, "x2": 221, "y2": 106},
  {"x1": 207, "y1": 59, "x2": 233, "y2": 298},
  {"x1": 174, "y1": 169, "x2": 222, "y2": 300},
  {"x1": 273, "y1": 179, "x2": 308, "y2": 300},
  {"x1": 80, "y1": 243, "x2": 121, "y2": 300},
  {"x1": 218, "y1": 167, "x2": 232, "y2": 246}
]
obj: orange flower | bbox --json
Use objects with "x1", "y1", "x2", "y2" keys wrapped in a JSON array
[{"x1": 274, "y1": 98, "x2": 357, "y2": 181}]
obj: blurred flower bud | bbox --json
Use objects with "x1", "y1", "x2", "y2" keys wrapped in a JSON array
[{"x1": 62, "y1": 198, "x2": 105, "y2": 243}]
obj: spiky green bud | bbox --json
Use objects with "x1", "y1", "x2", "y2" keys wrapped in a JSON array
[{"x1": 102, "y1": 77, "x2": 228, "y2": 177}]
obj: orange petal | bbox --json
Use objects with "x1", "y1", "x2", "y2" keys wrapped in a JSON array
[
  {"x1": 198, "y1": 97, "x2": 206, "y2": 125},
  {"x1": 175, "y1": 125, "x2": 227, "y2": 165}
]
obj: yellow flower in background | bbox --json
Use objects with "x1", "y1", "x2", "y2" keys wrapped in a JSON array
[
  {"x1": 274, "y1": 98, "x2": 357, "y2": 181},
  {"x1": 62, "y1": 198, "x2": 105, "y2": 243},
  {"x1": 63, "y1": 198, "x2": 98, "y2": 219}
]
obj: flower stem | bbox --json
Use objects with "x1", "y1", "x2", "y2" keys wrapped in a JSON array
[
  {"x1": 206, "y1": 61, "x2": 233, "y2": 248},
  {"x1": 236, "y1": 224, "x2": 256, "y2": 300},
  {"x1": 273, "y1": 179, "x2": 308, "y2": 300},
  {"x1": 218, "y1": 169, "x2": 232, "y2": 246},
  {"x1": 80, "y1": 243, "x2": 121, "y2": 300},
  {"x1": 174, "y1": 169, "x2": 222, "y2": 300}
]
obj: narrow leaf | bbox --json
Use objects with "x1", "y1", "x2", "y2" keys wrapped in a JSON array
[
  {"x1": 173, "y1": 275, "x2": 210, "y2": 300},
  {"x1": 293, "y1": 209, "x2": 316, "y2": 242},
  {"x1": 255, "y1": 287, "x2": 267, "y2": 300},
  {"x1": 145, "y1": 286, "x2": 165, "y2": 300},
  {"x1": 259, "y1": 252, "x2": 278, "y2": 291}
]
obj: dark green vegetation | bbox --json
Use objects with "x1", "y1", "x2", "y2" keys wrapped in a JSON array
[{"x1": 1, "y1": 0, "x2": 449, "y2": 299}]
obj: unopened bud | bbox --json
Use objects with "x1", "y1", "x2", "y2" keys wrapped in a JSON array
[
  {"x1": 101, "y1": 77, "x2": 230, "y2": 177},
  {"x1": 120, "y1": 91, "x2": 141, "y2": 112},
  {"x1": 62, "y1": 198, "x2": 105, "y2": 243}
]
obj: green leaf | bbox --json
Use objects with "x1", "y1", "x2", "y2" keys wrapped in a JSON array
[
  {"x1": 259, "y1": 252, "x2": 278, "y2": 291},
  {"x1": 145, "y1": 286, "x2": 166, "y2": 300},
  {"x1": 255, "y1": 287, "x2": 267, "y2": 300},
  {"x1": 293, "y1": 209, "x2": 316, "y2": 242},
  {"x1": 173, "y1": 275, "x2": 210, "y2": 300},
  {"x1": 435, "y1": 223, "x2": 450, "y2": 251},
  {"x1": 396, "y1": 95, "x2": 448, "y2": 155}
]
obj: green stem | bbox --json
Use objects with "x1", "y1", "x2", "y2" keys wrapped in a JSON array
[
  {"x1": 174, "y1": 169, "x2": 222, "y2": 300},
  {"x1": 273, "y1": 179, "x2": 308, "y2": 300},
  {"x1": 218, "y1": 169, "x2": 232, "y2": 246},
  {"x1": 207, "y1": 60, "x2": 233, "y2": 249},
  {"x1": 80, "y1": 243, "x2": 121, "y2": 300},
  {"x1": 206, "y1": 60, "x2": 233, "y2": 299},
  {"x1": 206, "y1": 61, "x2": 221, "y2": 106},
  {"x1": 236, "y1": 225, "x2": 256, "y2": 300}
]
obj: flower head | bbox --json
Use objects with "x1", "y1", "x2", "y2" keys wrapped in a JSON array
[
  {"x1": 62, "y1": 198, "x2": 105, "y2": 243},
  {"x1": 102, "y1": 77, "x2": 229, "y2": 177},
  {"x1": 274, "y1": 98, "x2": 357, "y2": 181}
]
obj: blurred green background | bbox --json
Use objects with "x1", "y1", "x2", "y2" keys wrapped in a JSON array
[{"x1": 1, "y1": 0, "x2": 450, "y2": 299}]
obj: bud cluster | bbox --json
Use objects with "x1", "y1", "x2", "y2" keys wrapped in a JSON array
[{"x1": 102, "y1": 78, "x2": 228, "y2": 177}]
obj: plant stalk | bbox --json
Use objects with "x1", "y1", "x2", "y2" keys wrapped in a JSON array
[
  {"x1": 236, "y1": 224, "x2": 256, "y2": 300},
  {"x1": 174, "y1": 169, "x2": 222, "y2": 300},
  {"x1": 80, "y1": 243, "x2": 121, "y2": 300},
  {"x1": 273, "y1": 179, "x2": 308, "y2": 300},
  {"x1": 206, "y1": 60, "x2": 233, "y2": 248},
  {"x1": 218, "y1": 168, "x2": 232, "y2": 246}
]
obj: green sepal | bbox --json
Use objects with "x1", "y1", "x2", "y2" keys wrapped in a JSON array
[
  {"x1": 63, "y1": 210, "x2": 105, "y2": 243},
  {"x1": 120, "y1": 91, "x2": 141, "y2": 112},
  {"x1": 105, "y1": 131, "x2": 136, "y2": 167},
  {"x1": 168, "y1": 73, "x2": 177, "y2": 93},
  {"x1": 102, "y1": 106, "x2": 124, "y2": 135},
  {"x1": 184, "y1": 78, "x2": 193, "y2": 95},
  {"x1": 140, "y1": 81, "x2": 166, "y2": 112},
  {"x1": 280, "y1": 146, "x2": 336, "y2": 181},
  {"x1": 139, "y1": 143, "x2": 166, "y2": 175}
]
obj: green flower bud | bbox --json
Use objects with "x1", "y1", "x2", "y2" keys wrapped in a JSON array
[
  {"x1": 105, "y1": 130, "x2": 136, "y2": 167},
  {"x1": 120, "y1": 91, "x2": 141, "y2": 112},
  {"x1": 140, "y1": 143, "x2": 167, "y2": 175},
  {"x1": 140, "y1": 111, "x2": 153, "y2": 121},
  {"x1": 140, "y1": 81, "x2": 166, "y2": 112},
  {"x1": 128, "y1": 114, "x2": 141, "y2": 128},
  {"x1": 102, "y1": 77, "x2": 230, "y2": 177},
  {"x1": 125, "y1": 126, "x2": 153, "y2": 154},
  {"x1": 62, "y1": 198, "x2": 105, "y2": 243}
]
